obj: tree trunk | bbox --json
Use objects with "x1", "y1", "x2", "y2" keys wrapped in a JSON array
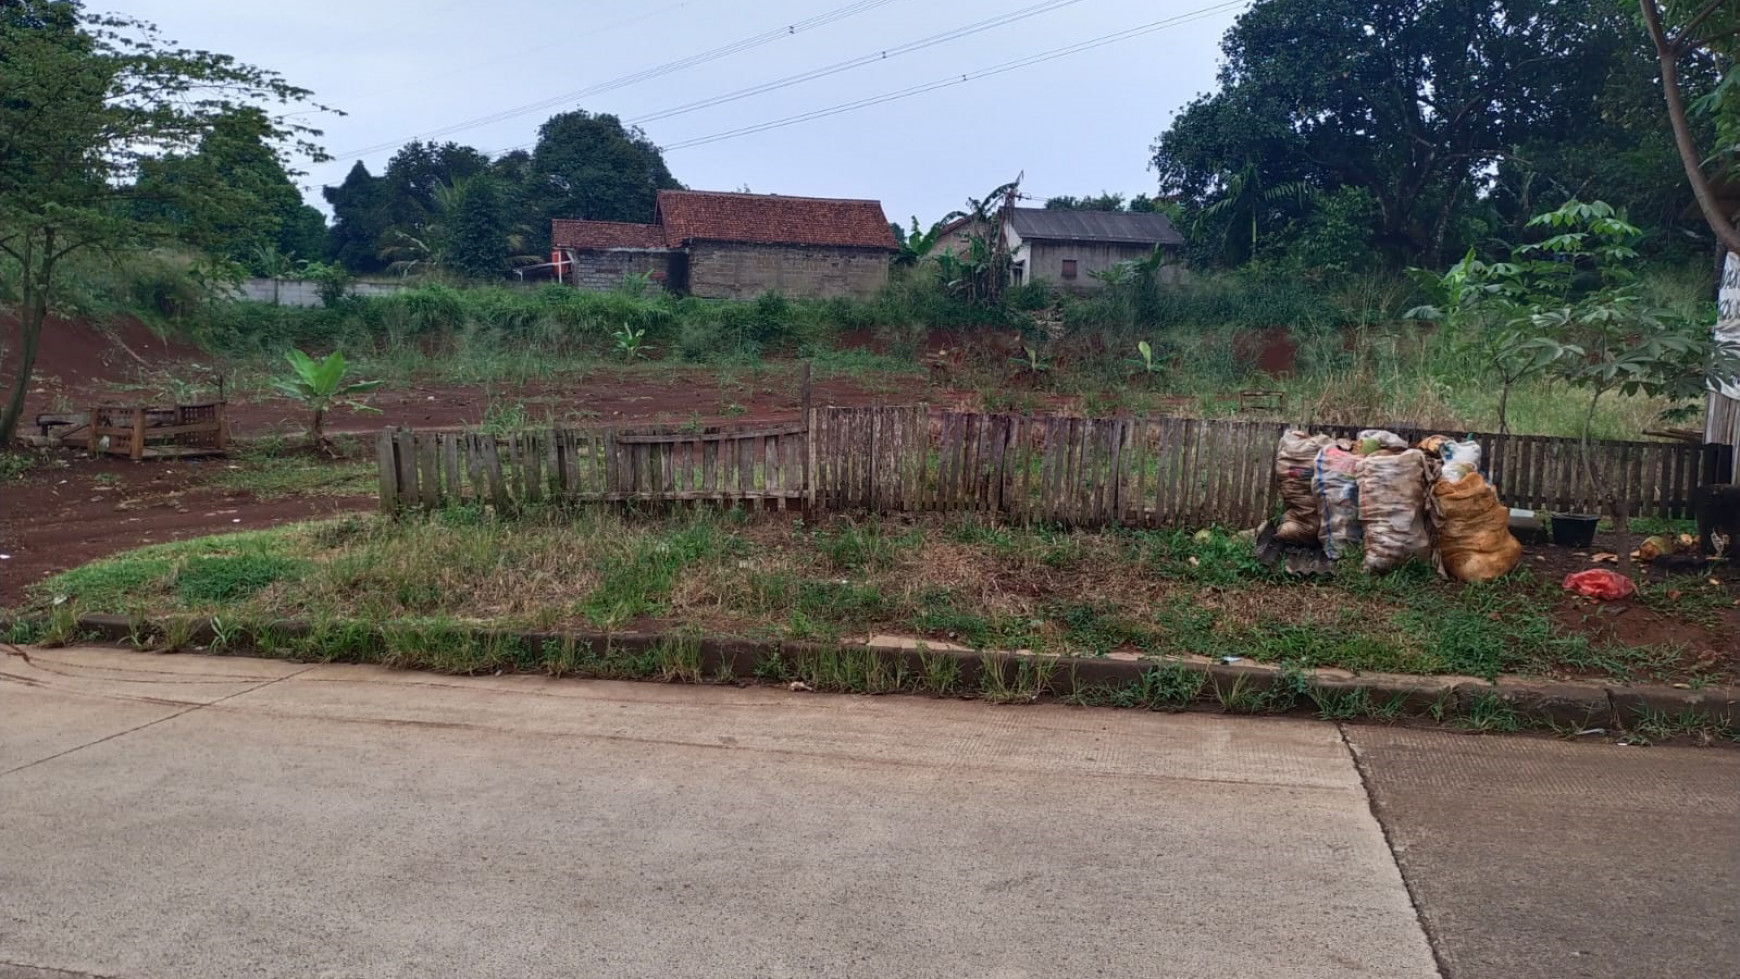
[
  {"x1": 1641, "y1": 0, "x2": 1740, "y2": 256},
  {"x1": 0, "y1": 234, "x2": 49, "y2": 446},
  {"x1": 1497, "y1": 379, "x2": 1512, "y2": 435},
  {"x1": 311, "y1": 406, "x2": 326, "y2": 444}
]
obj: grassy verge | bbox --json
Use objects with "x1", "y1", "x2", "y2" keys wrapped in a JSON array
[{"x1": 15, "y1": 507, "x2": 1734, "y2": 688}]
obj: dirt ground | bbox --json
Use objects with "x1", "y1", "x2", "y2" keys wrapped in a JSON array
[{"x1": 0, "y1": 455, "x2": 371, "y2": 606}]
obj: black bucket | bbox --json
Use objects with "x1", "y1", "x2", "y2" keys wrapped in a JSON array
[{"x1": 1550, "y1": 513, "x2": 1600, "y2": 548}]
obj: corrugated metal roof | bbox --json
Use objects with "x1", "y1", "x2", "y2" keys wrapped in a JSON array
[{"x1": 1009, "y1": 207, "x2": 1184, "y2": 246}]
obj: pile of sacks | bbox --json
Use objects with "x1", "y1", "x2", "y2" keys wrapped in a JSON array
[{"x1": 1272, "y1": 429, "x2": 1522, "y2": 581}]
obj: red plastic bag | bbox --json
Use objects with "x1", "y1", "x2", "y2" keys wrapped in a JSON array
[{"x1": 1562, "y1": 569, "x2": 1637, "y2": 601}]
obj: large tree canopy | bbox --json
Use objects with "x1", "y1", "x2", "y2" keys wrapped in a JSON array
[
  {"x1": 134, "y1": 107, "x2": 328, "y2": 270},
  {"x1": 322, "y1": 110, "x2": 681, "y2": 273},
  {"x1": 0, "y1": 0, "x2": 325, "y2": 441},
  {"x1": 528, "y1": 110, "x2": 682, "y2": 234},
  {"x1": 1153, "y1": 0, "x2": 1707, "y2": 267}
]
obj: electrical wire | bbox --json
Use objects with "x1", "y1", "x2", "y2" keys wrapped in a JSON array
[
  {"x1": 333, "y1": 0, "x2": 910, "y2": 158},
  {"x1": 624, "y1": 0, "x2": 1095, "y2": 127},
  {"x1": 658, "y1": 0, "x2": 1248, "y2": 152}
]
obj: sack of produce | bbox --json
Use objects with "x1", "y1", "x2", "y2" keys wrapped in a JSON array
[
  {"x1": 1356, "y1": 448, "x2": 1433, "y2": 573},
  {"x1": 1357, "y1": 429, "x2": 1409, "y2": 454},
  {"x1": 1436, "y1": 438, "x2": 1483, "y2": 483},
  {"x1": 1313, "y1": 442, "x2": 1363, "y2": 559},
  {"x1": 1275, "y1": 431, "x2": 1332, "y2": 545},
  {"x1": 1429, "y1": 471, "x2": 1523, "y2": 582}
]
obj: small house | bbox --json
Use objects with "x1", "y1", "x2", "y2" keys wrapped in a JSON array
[
  {"x1": 1003, "y1": 208, "x2": 1184, "y2": 289},
  {"x1": 553, "y1": 190, "x2": 898, "y2": 300}
]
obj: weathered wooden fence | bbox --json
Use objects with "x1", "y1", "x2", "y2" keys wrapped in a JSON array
[
  {"x1": 376, "y1": 421, "x2": 809, "y2": 512},
  {"x1": 380, "y1": 408, "x2": 1731, "y2": 524}
]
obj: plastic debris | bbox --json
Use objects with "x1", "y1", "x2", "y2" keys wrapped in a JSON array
[{"x1": 1562, "y1": 569, "x2": 1637, "y2": 601}]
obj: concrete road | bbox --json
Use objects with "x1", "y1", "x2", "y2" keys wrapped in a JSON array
[{"x1": 0, "y1": 648, "x2": 1732, "y2": 979}]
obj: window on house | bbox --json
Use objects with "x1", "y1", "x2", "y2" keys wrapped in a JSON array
[{"x1": 1061, "y1": 259, "x2": 1078, "y2": 279}]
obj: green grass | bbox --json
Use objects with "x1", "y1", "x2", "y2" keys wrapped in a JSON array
[
  {"x1": 16, "y1": 508, "x2": 1731, "y2": 690},
  {"x1": 209, "y1": 441, "x2": 376, "y2": 499}
]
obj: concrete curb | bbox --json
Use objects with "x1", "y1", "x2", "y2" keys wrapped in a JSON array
[{"x1": 34, "y1": 613, "x2": 1734, "y2": 734}]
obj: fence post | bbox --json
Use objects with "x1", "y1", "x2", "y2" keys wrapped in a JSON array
[{"x1": 376, "y1": 428, "x2": 398, "y2": 514}]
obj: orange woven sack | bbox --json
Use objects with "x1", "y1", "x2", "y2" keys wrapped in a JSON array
[{"x1": 1429, "y1": 472, "x2": 1522, "y2": 582}]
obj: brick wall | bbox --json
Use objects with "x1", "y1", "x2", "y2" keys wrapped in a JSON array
[
  {"x1": 686, "y1": 242, "x2": 889, "y2": 300},
  {"x1": 564, "y1": 249, "x2": 674, "y2": 291}
]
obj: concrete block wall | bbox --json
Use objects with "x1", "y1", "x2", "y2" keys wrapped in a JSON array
[
  {"x1": 565, "y1": 249, "x2": 674, "y2": 292},
  {"x1": 686, "y1": 243, "x2": 889, "y2": 300}
]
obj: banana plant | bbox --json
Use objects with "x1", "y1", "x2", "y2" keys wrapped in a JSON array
[{"x1": 273, "y1": 349, "x2": 382, "y2": 447}]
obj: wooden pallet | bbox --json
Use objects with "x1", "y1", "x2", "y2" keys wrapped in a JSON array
[{"x1": 88, "y1": 403, "x2": 229, "y2": 462}]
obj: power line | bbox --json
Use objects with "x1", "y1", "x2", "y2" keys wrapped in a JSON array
[
  {"x1": 323, "y1": 2, "x2": 692, "y2": 110},
  {"x1": 624, "y1": 0, "x2": 1095, "y2": 127},
  {"x1": 333, "y1": 0, "x2": 911, "y2": 158},
  {"x1": 658, "y1": 0, "x2": 1248, "y2": 152}
]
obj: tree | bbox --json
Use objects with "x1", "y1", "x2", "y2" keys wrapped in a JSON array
[
  {"x1": 272, "y1": 349, "x2": 380, "y2": 448},
  {"x1": 1153, "y1": 0, "x2": 1693, "y2": 267},
  {"x1": 447, "y1": 174, "x2": 508, "y2": 279},
  {"x1": 529, "y1": 110, "x2": 681, "y2": 237},
  {"x1": 132, "y1": 107, "x2": 329, "y2": 273},
  {"x1": 323, "y1": 161, "x2": 390, "y2": 272},
  {"x1": 0, "y1": 0, "x2": 325, "y2": 443},
  {"x1": 1639, "y1": 0, "x2": 1740, "y2": 255}
]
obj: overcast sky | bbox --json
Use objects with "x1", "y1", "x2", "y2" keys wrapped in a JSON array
[{"x1": 122, "y1": 0, "x2": 1241, "y2": 225}]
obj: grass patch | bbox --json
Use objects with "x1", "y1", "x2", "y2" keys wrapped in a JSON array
[
  {"x1": 209, "y1": 442, "x2": 375, "y2": 499},
  {"x1": 18, "y1": 510, "x2": 1731, "y2": 690}
]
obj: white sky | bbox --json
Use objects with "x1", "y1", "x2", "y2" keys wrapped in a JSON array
[{"x1": 120, "y1": 0, "x2": 1240, "y2": 225}]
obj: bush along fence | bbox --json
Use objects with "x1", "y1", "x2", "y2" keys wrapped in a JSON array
[{"x1": 377, "y1": 408, "x2": 1732, "y2": 525}]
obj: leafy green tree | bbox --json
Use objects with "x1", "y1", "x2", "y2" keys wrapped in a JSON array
[
  {"x1": 132, "y1": 107, "x2": 329, "y2": 273},
  {"x1": 1153, "y1": 0, "x2": 1693, "y2": 267},
  {"x1": 0, "y1": 0, "x2": 325, "y2": 442},
  {"x1": 447, "y1": 174, "x2": 508, "y2": 279},
  {"x1": 891, "y1": 217, "x2": 942, "y2": 267},
  {"x1": 529, "y1": 110, "x2": 681, "y2": 234},
  {"x1": 323, "y1": 161, "x2": 391, "y2": 272},
  {"x1": 1640, "y1": 0, "x2": 1740, "y2": 255}
]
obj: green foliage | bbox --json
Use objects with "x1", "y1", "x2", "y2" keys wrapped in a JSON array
[
  {"x1": 0, "y1": 0, "x2": 326, "y2": 441},
  {"x1": 175, "y1": 554, "x2": 301, "y2": 603},
  {"x1": 273, "y1": 349, "x2": 383, "y2": 440},
  {"x1": 1154, "y1": 0, "x2": 1714, "y2": 269}
]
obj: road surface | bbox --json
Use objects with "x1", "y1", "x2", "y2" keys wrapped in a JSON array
[{"x1": 1, "y1": 647, "x2": 1734, "y2": 979}]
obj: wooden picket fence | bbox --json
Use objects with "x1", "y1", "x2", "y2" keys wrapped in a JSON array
[
  {"x1": 379, "y1": 407, "x2": 1731, "y2": 524},
  {"x1": 375, "y1": 420, "x2": 809, "y2": 512}
]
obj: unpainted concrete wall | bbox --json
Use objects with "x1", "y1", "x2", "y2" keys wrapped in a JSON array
[{"x1": 686, "y1": 242, "x2": 889, "y2": 300}]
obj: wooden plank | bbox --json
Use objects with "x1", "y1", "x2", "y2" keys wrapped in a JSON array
[
  {"x1": 393, "y1": 429, "x2": 417, "y2": 508},
  {"x1": 483, "y1": 436, "x2": 506, "y2": 511},
  {"x1": 767, "y1": 433, "x2": 782, "y2": 510},
  {"x1": 444, "y1": 434, "x2": 463, "y2": 504},
  {"x1": 738, "y1": 434, "x2": 754, "y2": 501},
  {"x1": 524, "y1": 432, "x2": 544, "y2": 504},
  {"x1": 376, "y1": 429, "x2": 398, "y2": 513},
  {"x1": 417, "y1": 433, "x2": 440, "y2": 509},
  {"x1": 612, "y1": 423, "x2": 807, "y2": 444}
]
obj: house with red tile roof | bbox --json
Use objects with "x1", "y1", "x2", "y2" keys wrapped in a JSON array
[{"x1": 552, "y1": 190, "x2": 898, "y2": 299}]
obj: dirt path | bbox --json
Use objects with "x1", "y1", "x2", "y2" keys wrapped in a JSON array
[{"x1": 0, "y1": 456, "x2": 370, "y2": 607}]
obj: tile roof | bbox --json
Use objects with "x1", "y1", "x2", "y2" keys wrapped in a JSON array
[
  {"x1": 1009, "y1": 207, "x2": 1185, "y2": 246},
  {"x1": 655, "y1": 190, "x2": 898, "y2": 250},
  {"x1": 551, "y1": 219, "x2": 667, "y2": 250}
]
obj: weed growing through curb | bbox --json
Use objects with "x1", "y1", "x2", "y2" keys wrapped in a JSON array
[
  {"x1": 918, "y1": 649, "x2": 961, "y2": 696},
  {"x1": 1309, "y1": 686, "x2": 1373, "y2": 720},
  {"x1": 1458, "y1": 692, "x2": 1523, "y2": 733},
  {"x1": 653, "y1": 635, "x2": 704, "y2": 683}
]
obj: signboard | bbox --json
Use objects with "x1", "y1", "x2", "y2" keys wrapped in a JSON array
[{"x1": 1720, "y1": 251, "x2": 1740, "y2": 399}]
